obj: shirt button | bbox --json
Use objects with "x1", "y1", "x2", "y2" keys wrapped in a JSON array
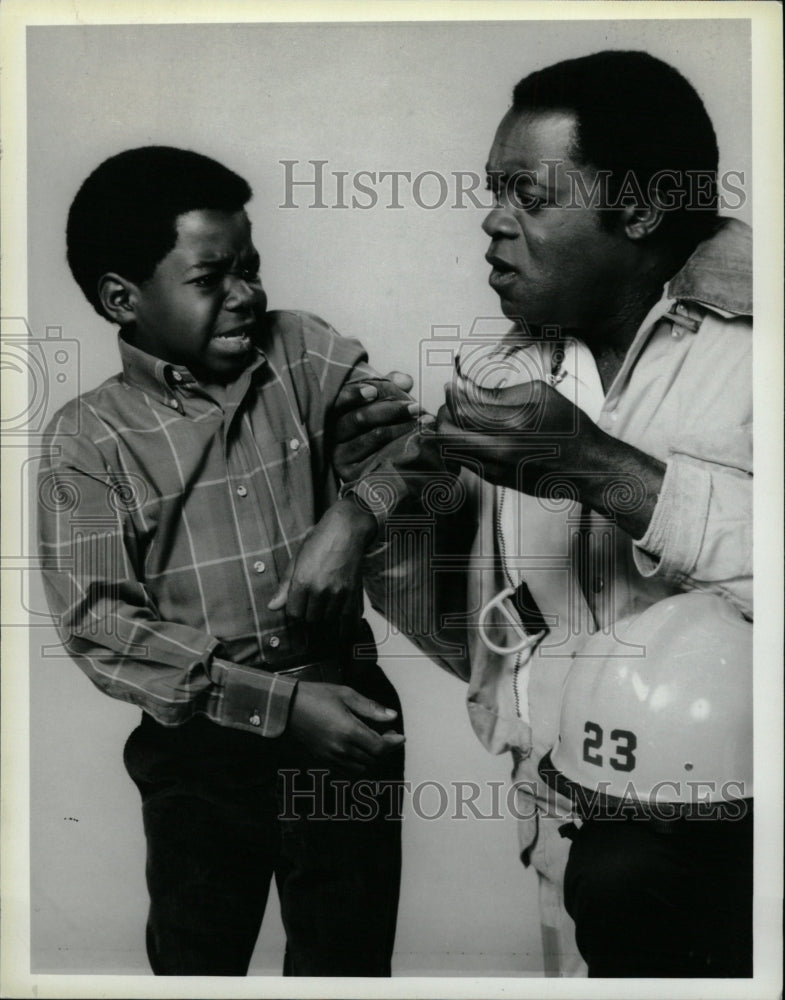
[
  {"x1": 171, "y1": 371, "x2": 183, "y2": 383},
  {"x1": 249, "y1": 712, "x2": 261, "y2": 727},
  {"x1": 168, "y1": 398, "x2": 179, "y2": 409},
  {"x1": 253, "y1": 560, "x2": 266, "y2": 574},
  {"x1": 236, "y1": 485, "x2": 248, "y2": 497},
  {"x1": 289, "y1": 438, "x2": 301, "y2": 451},
  {"x1": 269, "y1": 635, "x2": 280, "y2": 648},
  {"x1": 671, "y1": 328, "x2": 683, "y2": 340}
]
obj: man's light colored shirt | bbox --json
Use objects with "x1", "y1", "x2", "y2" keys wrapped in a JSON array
[{"x1": 364, "y1": 218, "x2": 752, "y2": 788}]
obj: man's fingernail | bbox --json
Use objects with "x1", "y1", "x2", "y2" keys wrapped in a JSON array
[
  {"x1": 360, "y1": 385, "x2": 378, "y2": 400},
  {"x1": 406, "y1": 401, "x2": 421, "y2": 415},
  {"x1": 384, "y1": 708, "x2": 397, "y2": 716},
  {"x1": 419, "y1": 414, "x2": 436, "y2": 426}
]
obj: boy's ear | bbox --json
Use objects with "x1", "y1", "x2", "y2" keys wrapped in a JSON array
[{"x1": 98, "y1": 273, "x2": 139, "y2": 325}]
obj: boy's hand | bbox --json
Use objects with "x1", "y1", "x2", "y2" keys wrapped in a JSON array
[
  {"x1": 268, "y1": 498, "x2": 377, "y2": 628},
  {"x1": 288, "y1": 681, "x2": 405, "y2": 774}
]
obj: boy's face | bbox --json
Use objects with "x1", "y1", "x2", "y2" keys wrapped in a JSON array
[{"x1": 128, "y1": 208, "x2": 266, "y2": 382}]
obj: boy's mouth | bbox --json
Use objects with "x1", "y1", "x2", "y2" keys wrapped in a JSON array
[{"x1": 212, "y1": 324, "x2": 254, "y2": 353}]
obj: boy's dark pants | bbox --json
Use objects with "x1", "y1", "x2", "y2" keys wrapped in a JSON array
[{"x1": 123, "y1": 660, "x2": 403, "y2": 976}]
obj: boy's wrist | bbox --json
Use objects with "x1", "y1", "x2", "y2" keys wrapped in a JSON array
[{"x1": 332, "y1": 496, "x2": 378, "y2": 545}]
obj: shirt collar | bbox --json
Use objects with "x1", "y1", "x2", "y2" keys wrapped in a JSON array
[
  {"x1": 118, "y1": 333, "x2": 267, "y2": 409},
  {"x1": 666, "y1": 217, "x2": 752, "y2": 317}
]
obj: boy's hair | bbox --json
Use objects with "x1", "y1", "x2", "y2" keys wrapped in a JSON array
[
  {"x1": 67, "y1": 146, "x2": 252, "y2": 319},
  {"x1": 512, "y1": 50, "x2": 720, "y2": 251}
]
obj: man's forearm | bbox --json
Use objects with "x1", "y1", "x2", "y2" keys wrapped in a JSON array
[{"x1": 572, "y1": 429, "x2": 666, "y2": 540}]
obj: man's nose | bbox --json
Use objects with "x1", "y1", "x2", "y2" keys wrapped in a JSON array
[{"x1": 482, "y1": 204, "x2": 519, "y2": 239}]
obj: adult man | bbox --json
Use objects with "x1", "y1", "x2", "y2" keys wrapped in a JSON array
[{"x1": 333, "y1": 50, "x2": 752, "y2": 977}]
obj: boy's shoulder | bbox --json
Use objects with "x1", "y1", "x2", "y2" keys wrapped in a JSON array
[
  {"x1": 264, "y1": 309, "x2": 340, "y2": 349},
  {"x1": 43, "y1": 371, "x2": 125, "y2": 443},
  {"x1": 264, "y1": 309, "x2": 368, "y2": 371}
]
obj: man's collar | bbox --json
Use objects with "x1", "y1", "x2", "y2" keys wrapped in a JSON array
[
  {"x1": 666, "y1": 217, "x2": 752, "y2": 317},
  {"x1": 118, "y1": 333, "x2": 266, "y2": 408}
]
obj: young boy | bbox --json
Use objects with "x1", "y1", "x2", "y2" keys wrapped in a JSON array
[{"x1": 38, "y1": 146, "x2": 407, "y2": 977}]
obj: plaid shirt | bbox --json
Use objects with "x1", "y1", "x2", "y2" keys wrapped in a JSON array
[{"x1": 38, "y1": 310, "x2": 380, "y2": 737}]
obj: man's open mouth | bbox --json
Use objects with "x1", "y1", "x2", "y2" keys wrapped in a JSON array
[{"x1": 487, "y1": 256, "x2": 518, "y2": 288}]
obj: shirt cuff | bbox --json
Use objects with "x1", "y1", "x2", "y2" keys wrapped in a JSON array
[
  {"x1": 209, "y1": 659, "x2": 298, "y2": 737},
  {"x1": 340, "y1": 459, "x2": 413, "y2": 532},
  {"x1": 632, "y1": 454, "x2": 711, "y2": 581}
]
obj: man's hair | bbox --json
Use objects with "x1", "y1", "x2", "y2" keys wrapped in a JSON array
[
  {"x1": 512, "y1": 50, "x2": 720, "y2": 250},
  {"x1": 66, "y1": 146, "x2": 252, "y2": 319}
]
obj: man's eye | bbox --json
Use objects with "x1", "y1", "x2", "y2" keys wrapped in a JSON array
[
  {"x1": 239, "y1": 267, "x2": 261, "y2": 283},
  {"x1": 510, "y1": 183, "x2": 544, "y2": 211},
  {"x1": 485, "y1": 178, "x2": 501, "y2": 198}
]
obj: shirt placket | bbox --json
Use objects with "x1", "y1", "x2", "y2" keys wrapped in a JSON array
[
  {"x1": 583, "y1": 299, "x2": 685, "y2": 626},
  {"x1": 222, "y1": 375, "x2": 279, "y2": 667}
]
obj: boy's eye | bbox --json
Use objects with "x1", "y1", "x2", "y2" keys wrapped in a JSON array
[
  {"x1": 238, "y1": 266, "x2": 261, "y2": 283},
  {"x1": 191, "y1": 272, "x2": 222, "y2": 288},
  {"x1": 188, "y1": 260, "x2": 261, "y2": 288}
]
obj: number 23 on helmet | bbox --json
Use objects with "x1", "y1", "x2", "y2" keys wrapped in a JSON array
[{"x1": 539, "y1": 593, "x2": 752, "y2": 817}]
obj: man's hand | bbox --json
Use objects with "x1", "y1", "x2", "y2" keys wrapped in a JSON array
[
  {"x1": 440, "y1": 378, "x2": 665, "y2": 538},
  {"x1": 332, "y1": 371, "x2": 432, "y2": 482},
  {"x1": 288, "y1": 681, "x2": 405, "y2": 774},
  {"x1": 440, "y1": 378, "x2": 597, "y2": 491},
  {"x1": 268, "y1": 498, "x2": 377, "y2": 628}
]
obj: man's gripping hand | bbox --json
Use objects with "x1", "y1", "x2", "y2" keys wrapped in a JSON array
[
  {"x1": 268, "y1": 498, "x2": 377, "y2": 629},
  {"x1": 440, "y1": 378, "x2": 664, "y2": 538},
  {"x1": 438, "y1": 377, "x2": 595, "y2": 492},
  {"x1": 288, "y1": 681, "x2": 404, "y2": 774},
  {"x1": 332, "y1": 371, "x2": 432, "y2": 482}
]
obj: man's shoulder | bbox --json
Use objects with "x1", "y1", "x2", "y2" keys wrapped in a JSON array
[{"x1": 668, "y1": 218, "x2": 752, "y2": 318}]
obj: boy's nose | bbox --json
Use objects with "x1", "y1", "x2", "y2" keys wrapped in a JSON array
[{"x1": 224, "y1": 276, "x2": 257, "y2": 310}]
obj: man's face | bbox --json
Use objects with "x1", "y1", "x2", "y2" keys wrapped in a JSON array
[
  {"x1": 128, "y1": 208, "x2": 266, "y2": 381},
  {"x1": 483, "y1": 109, "x2": 631, "y2": 334}
]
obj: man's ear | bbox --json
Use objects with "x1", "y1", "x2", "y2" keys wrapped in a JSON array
[
  {"x1": 621, "y1": 203, "x2": 665, "y2": 242},
  {"x1": 98, "y1": 273, "x2": 139, "y2": 325}
]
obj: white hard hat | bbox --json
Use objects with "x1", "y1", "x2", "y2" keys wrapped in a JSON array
[{"x1": 539, "y1": 593, "x2": 752, "y2": 812}]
